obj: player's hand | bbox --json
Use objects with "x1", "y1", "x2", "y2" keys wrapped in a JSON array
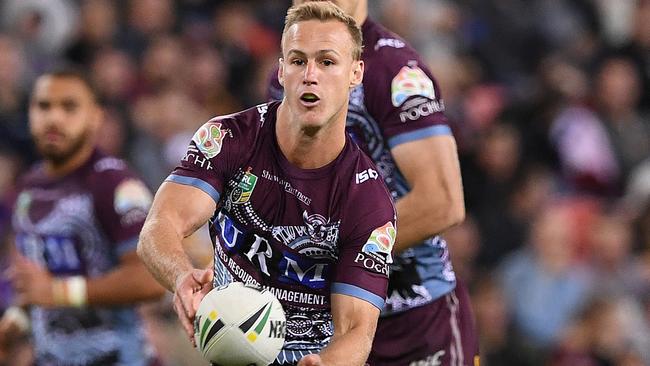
[
  {"x1": 7, "y1": 254, "x2": 55, "y2": 307},
  {"x1": 172, "y1": 268, "x2": 213, "y2": 346},
  {"x1": 0, "y1": 314, "x2": 19, "y2": 350},
  {"x1": 298, "y1": 354, "x2": 324, "y2": 366}
]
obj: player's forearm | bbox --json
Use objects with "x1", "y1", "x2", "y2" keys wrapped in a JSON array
[
  {"x1": 85, "y1": 259, "x2": 166, "y2": 306},
  {"x1": 318, "y1": 323, "x2": 375, "y2": 366},
  {"x1": 392, "y1": 186, "x2": 465, "y2": 253},
  {"x1": 137, "y1": 215, "x2": 195, "y2": 292}
]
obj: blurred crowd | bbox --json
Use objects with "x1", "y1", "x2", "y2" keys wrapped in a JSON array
[{"x1": 0, "y1": 0, "x2": 649, "y2": 365}]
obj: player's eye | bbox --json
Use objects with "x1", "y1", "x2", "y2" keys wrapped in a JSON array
[
  {"x1": 36, "y1": 101, "x2": 50, "y2": 110},
  {"x1": 62, "y1": 101, "x2": 79, "y2": 113},
  {"x1": 322, "y1": 60, "x2": 334, "y2": 66},
  {"x1": 291, "y1": 59, "x2": 305, "y2": 66}
]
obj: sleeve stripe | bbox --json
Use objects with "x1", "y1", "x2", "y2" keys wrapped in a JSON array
[
  {"x1": 116, "y1": 236, "x2": 139, "y2": 256},
  {"x1": 165, "y1": 174, "x2": 221, "y2": 204},
  {"x1": 331, "y1": 282, "x2": 385, "y2": 310},
  {"x1": 388, "y1": 125, "x2": 452, "y2": 149}
]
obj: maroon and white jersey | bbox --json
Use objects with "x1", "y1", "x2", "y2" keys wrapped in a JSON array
[
  {"x1": 168, "y1": 101, "x2": 396, "y2": 363},
  {"x1": 12, "y1": 150, "x2": 154, "y2": 366},
  {"x1": 268, "y1": 18, "x2": 456, "y2": 317}
]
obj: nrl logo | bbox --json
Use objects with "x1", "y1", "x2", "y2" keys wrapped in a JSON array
[{"x1": 230, "y1": 168, "x2": 258, "y2": 204}]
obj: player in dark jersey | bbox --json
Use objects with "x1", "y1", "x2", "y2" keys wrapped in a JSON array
[
  {"x1": 0, "y1": 68, "x2": 166, "y2": 366},
  {"x1": 269, "y1": 1, "x2": 478, "y2": 365},
  {"x1": 137, "y1": 3, "x2": 396, "y2": 366}
]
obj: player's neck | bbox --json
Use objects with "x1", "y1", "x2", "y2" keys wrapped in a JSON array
[
  {"x1": 276, "y1": 104, "x2": 346, "y2": 169},
  {"x1": 44, "y1": 144, "x2": 95, "y2": 178}
]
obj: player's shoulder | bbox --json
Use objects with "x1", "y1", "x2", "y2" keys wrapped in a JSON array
[
  {"x1": 86, "y1": 150, "x2": 148, "y2": 192},
  {"x1": 196, "y1": 102, "x2": 276, "y2": 141},
  {"x1": 85, "y1": 151, "x2": 153, "y2": 212},
  {"x1": 362, "y1": 18, "x2": 423, "y2": 67},
  {"x1": 89, "y1": 150, "x2": 137, "y2": 179},
  {"x1": 341, "y1": 140, "x2": 394, "y2": 205}
]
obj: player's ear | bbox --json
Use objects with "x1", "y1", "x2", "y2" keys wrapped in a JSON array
[
  {"x1": 350, "y1": 60, "x2": 364, "y2": 88},
  {"x1": 278, "y1": 58, "x2": 285, "y2": 87}
]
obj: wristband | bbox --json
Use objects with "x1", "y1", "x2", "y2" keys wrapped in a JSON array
[
  {"x1": 66, "y1": 276, "x2": 88, "y2": 307},
  {"x1": 3, "y1": 306, "x2": 30, "y2": 332},
  {"x1": 52, "y1": 276, "x2": 88, "y2": 307}
]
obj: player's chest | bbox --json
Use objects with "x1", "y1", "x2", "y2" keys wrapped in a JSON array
[
  {"x1": 219, "y1": 166, "x2": 342, "y2": 258},
  {"x1": 14, "y1": 185, "x2": 94, "y2": 228}
]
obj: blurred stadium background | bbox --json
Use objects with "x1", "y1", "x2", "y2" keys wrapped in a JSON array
[{"x1": 0, "y1": 0, "x2": 649, "y2": 365}]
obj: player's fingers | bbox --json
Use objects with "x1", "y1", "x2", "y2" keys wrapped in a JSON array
[
  {"x1": 191, "y1": 284, "x2": 212, "y2": 314},
  {"x1": 297, "y1": 354, "x2": 322, "y2": 366},
  {"x1": 172, "y1": 293, "x2": 195, "y2": 341},
  {"x1": 14, "y1": 293, "x2": 29, "y2": 308},
  {"x1": 192, "y1": 268, "x2": 213, "y2": 286}
]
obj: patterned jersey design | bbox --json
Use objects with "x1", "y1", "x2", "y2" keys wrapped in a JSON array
[
  {"x1": 12, "y1": 151, "x2": 154, "y2": 366},
  {"x1": 169, "y1": 102, "x2": 396, "y2": 361}
]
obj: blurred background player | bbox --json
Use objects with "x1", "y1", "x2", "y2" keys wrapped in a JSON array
[
  {"x1": 0, "y1": 68, "x2": 165, "y2": 366},
  {"x1": 268, "y1": 1, "x2": 476, "y2": 365}
]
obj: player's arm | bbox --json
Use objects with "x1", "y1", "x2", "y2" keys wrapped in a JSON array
[
  {"x1": 8, "y1": 242, "x2": 166, "y2": 308},
  {"x1": 137, "y1": 181, "x2": 216, "y2": 342},
  {"x1": 391, "y1": 134, "x2": 464, "y2": 253},
  {"x1": 138, "y1": 181, "x2": 216, "y2": 290},
  {"x1": 299, "y1": 294, "x2": 380, "y2": 366}
]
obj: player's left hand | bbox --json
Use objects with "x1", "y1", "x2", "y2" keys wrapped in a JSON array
[
  {"x1": 172, "y1": 268, "x2": 213, "y2": 347},
  {"x1": 298, "y1": 354, "x2": 324, "y2": 366},
  {"x1": 6, "y1": 254, "x2": 55, "y2": 307}
]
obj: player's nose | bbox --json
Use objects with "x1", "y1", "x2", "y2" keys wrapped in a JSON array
[{"x1": 303, "y1": 61, "x2": 318, "y2": 85}]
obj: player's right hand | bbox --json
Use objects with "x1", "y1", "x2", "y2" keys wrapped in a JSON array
[{"x1": 172, "y1": 268, "x2": 213, "y2": 346}]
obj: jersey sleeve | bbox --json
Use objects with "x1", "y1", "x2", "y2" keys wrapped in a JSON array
[
  {"x1": 90, "y1": 160, "x2": 153, "y2": 257},
  {"x1": 364, "y1": 47, "x2": 452, "y2": 149},
  {"x1": 166, "y1": 116, "x2": 245, "y2": 205},
  {"x1": 331, "y1": 173, "x2": 397, "y2": 310}
]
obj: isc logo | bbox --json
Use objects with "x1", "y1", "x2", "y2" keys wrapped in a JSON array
[
  {"x1": 356, "y1": 168, "x2": 379, "y2": 184},
  {"x1": 268, "y1": 320, "x2": 286, "y2": 338}
]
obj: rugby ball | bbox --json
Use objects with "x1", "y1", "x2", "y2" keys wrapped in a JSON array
[{"x1": 194, "y1": 282, "x2": 286, "y2": 366}]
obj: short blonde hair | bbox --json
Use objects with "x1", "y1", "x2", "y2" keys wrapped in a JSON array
[{"x1": 282, "y1": 1, "x2": 362, "y2": 60}]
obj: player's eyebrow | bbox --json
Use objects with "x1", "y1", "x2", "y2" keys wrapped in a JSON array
[{"x1": 286, "y1": 49, "x2": 341, "y2": 58}]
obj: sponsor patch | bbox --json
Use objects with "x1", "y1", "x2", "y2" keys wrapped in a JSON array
[
  {"x1": 374, "y1": 38, "x2": 405, "y2": 51},
  {"x1": 355, "y1": 221, "x2": 396, "y2": 275},
  {"x1": 362, "y1": 221, "x2": 396, "y2": 262},
  {"x1": 192, "y1": 122, "x2": 228, "y2": 159},
  {"x1": 114, "y1": 179, "x2": 153, "y2": 215},
  {"x1": 391, "y1": 65, "x2": 435, "y2": 107}
]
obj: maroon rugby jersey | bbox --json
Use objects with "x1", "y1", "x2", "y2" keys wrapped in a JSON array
[
  {"x1": 168, "y1": 101, "x2": 396, "y2": 363},
  {"x1": 12, "y1": 150, "x2": 154, "y2": 366}
]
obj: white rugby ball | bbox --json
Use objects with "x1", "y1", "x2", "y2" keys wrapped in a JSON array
[{"x1": 194, "y1": 282, "x2": 286, "y2": 366}]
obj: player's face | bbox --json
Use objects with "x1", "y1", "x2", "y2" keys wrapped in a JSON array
[
  {"x1": 279, "y1": 19, "x2": 363, "y2": 129},
  {"x1": 29, "y1": 76, "x2": 101, "y2": 165}
]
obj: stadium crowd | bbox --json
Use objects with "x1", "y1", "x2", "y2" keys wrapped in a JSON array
[{"x1": 0, "y1": 0, "x2": 649, "y2": 365}]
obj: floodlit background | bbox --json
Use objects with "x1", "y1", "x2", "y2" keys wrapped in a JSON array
[{"x1": 0, "y1": 1, "x2": 649, "y2": 365}]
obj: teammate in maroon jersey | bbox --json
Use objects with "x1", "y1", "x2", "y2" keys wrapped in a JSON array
[
  {"x1": 0, "y1": 68, "x2": 165, "y2": 365},
  {"x1": 269, "y1": 1, "x2": 477, "y2": 365},
  {"x1": 138, "y1": 3, "x2": 396, "y2": 366}
]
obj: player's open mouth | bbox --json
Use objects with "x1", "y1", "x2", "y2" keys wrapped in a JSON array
[{"x1": 299, "y1": 93, "x2": 320, "y2": 106}]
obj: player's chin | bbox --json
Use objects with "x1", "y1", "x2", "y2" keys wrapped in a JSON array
[{"x1": 37, "y1": 144, "x2": 72, "y2": 163}]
